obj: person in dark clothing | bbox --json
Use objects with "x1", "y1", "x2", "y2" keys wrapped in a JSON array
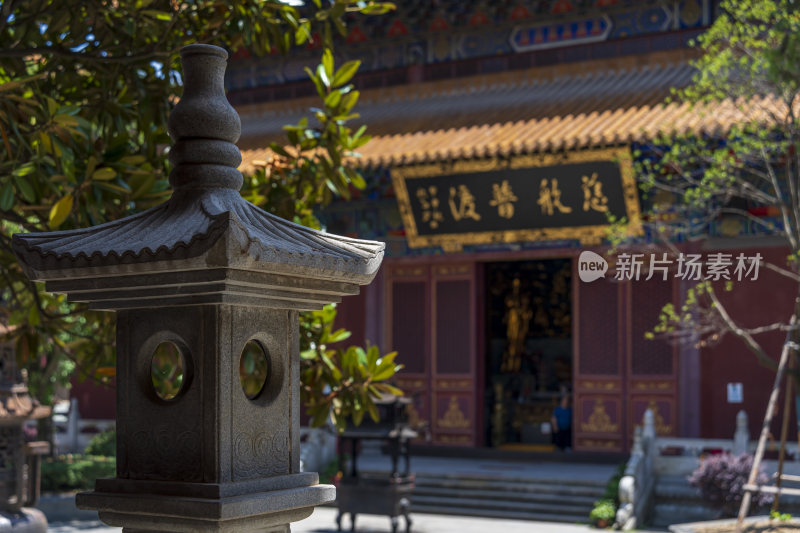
[{"x1": 551, "y1": 396, "x2": 572, "y2": 451}]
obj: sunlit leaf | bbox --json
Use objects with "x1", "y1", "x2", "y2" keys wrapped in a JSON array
[
  {"x1": 332, "y1": 60, "x2": 360, "y2": 87},
  {"x1": 48, "y1": 194, "x2": 73, "y2": 229}
]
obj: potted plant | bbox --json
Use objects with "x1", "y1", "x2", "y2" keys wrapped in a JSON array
[{"x1": 590, "y1": 498, "x2": 616, "y2": 529}]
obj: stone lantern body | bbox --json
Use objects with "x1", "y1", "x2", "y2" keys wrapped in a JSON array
[
  {"x1": 12, "y1": 44, "x2": 384, "y2": 532},
  {"x1": 0, "y1": 327, "x2": 51, "y2": 533}
]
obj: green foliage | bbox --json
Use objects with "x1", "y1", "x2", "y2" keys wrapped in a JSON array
[
  {"x1": 628, "y1": 1, "x2": 800, "y2": 362},
  {"x1": 589, "y1": 498, "x2": 616, "y2": 527},
  {"x1": 85, "y1": 429, "x2": 116, "y2": 457},
  {"x1": 318, "y1": 457, "x2": 343, "y2": 485},
  {"x1": 0, "y1": 0, "x2": 399, "y2": 425},
  {"x1": 636, "y1": 0, "x2": 800, "y2": 240},
  {"x1": 41, "y1": 454, "x2": 116, "y2": 492},
  {"x1": 300, "y1": 304, "x2": 403, "y2": 431},
  {"x1": 588, "y1": 464, "x2": 625, "y2": 527},
  {"x1": 150, "y1": 342, "x2": 184, "y2": 401},
  {"x1": 245, "y1": 42, "x2": 373, "y2": 227},
  {"x1": 771, "y1": 510, "x2": 793, "y2": 522},
  {"x1": 602, "y1": 463, "x2": 626, "y2": 505}
]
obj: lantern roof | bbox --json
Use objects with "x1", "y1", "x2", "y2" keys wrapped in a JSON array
[{"x1": 12, "y1": 45, "x2": 384, "y2": 311}]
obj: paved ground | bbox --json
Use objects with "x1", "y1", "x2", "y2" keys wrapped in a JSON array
[
  {"x1": 48, "y1": 507, "x2": 667, "y2": 532},
  {"x1": 45, "y1": 452, "x2": 633, "y2": 532}
]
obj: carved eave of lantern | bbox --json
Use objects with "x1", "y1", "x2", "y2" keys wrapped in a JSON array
[
  {"x1": 11, "y1": 179, "x2": 383, "y2": 311},
  {"x1": 11, "y1": 44, "x2": 383, "y2": 533}
]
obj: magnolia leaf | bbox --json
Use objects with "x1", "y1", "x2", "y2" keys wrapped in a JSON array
[
  {"x1": 53, "y1": 114, "x2": 79, "y2": 127},
  {"x1": 0, "y1": 182, "x2": 13, "y2": 211},
  {"x1": 322, "y1": 48, "x2": 335, "y2": 80},
  {"x1": 48, "y1": 194, "x2": 73, "y2": 229},
  {"x1": 366, "y1": 400, "x2": 380, "y2": 423},
  {"x1": 324, "y1": 90, "x2": 342, "y2": 108},
  {"x1": 28, "y1": 305, "x2": 40, "y2": 327},
  {"x1": 332, "y1": 60, "x2": 360, "y2": 88},
  {"x1": 327, "y1": 328, "x2": 351, "y2": 343},
  {"x1": 92, "y1": 167, "x2": 117, "y2": 181},
  {"x1": 131, "y1": 173, "x2": 155, "y2": 199},
  {"x1": 340, "y1": 90, "x2": 359, "y2": 114},
  {"x1": 373, "y1": 363, "x2": 400, "y2": 382},
  {"x1": 120, "y1": 155, "x2": 147, "y2": 165},
  {"x1": 361, "y1": 4, "x2": 394, "y2": 15},
  {"x1": 14, "y1": 177, "x2": 36, "y2": 202}
]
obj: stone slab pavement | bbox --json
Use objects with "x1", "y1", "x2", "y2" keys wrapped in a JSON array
[{"x1": 48, "y1": 507, "x2": 668, "y2": 532}]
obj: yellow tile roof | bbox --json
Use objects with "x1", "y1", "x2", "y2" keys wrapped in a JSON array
[{"x1": 237, "y1": 50, "x2": 778, "y2": 172}]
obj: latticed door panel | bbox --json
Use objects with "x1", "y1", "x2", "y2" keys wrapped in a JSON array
[
  {"x1": 574, "y1": 274, "x2": 625, "y2": 453},
  {"x1": 627, "y1": 279, "x2": 679, "y2": 438},
  {"x1": 385, "y1": 263, "x2": 478, "y2": 446},
  {"x1": 385, "y1": 266, "x2": 431, "y2": 440},
  {"x1": 431, "y1": 265, "x2": 477, "y2": 447}
]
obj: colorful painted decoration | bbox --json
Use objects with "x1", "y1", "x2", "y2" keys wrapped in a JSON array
[{"x1": 510, "y1": 15, "x2": 611, "y2": 52}]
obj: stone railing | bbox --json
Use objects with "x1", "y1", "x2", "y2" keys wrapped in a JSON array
[
  {"x1": 615, "y1": 410, "x2": 657, "y2": 530},
  {"x1": 614, "y1": 409, "x2": 800, "y2": 530},
  {"x1": 299, "y1": 425, "x2": 337, "y2": 474},
  {"x1": 52, "y1": 399, "x2": 115, "y2": 455}
]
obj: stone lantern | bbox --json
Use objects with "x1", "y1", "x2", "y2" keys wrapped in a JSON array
[
  {"x1": 11, "y1": 44, "x2": 384, "y2": 532},
  {"x1": 0, "y1": 326, "x2": 51, "y2": 533}
]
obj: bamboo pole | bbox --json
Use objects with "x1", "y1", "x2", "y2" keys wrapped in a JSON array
[
  {"x1": 771, "y1": 369, "x2": 793, "y2": 513},
  {"x1": 737, "y1": 318, "x2": 796, "y2": 527}
]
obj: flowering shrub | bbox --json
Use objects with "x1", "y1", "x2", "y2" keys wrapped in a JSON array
[{"x1": 688, "y1": 453, "x2": 773, "y2": 517}]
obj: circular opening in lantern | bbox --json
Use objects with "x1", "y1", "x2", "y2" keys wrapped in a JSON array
[
  {"x1": 150, "y1": 341, "x2": 185, "y2": 401},
  {"x1": 239, "y1": 340, "x2": 269, "y2": 400}
]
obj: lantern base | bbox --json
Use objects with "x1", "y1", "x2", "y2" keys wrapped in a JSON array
[{"x1": 76, "y1": 472, "x2": 334, "y2": 533}]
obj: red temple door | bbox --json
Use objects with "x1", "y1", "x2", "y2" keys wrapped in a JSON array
[
  {"x1": 574, "y1": 273, "x2": 627, "y2": 453},
  {"x1": 385, "y1": 263, "x2": 479, "y2": 447},
  {"x1": 429, "y1": 264, "x2": 478, "y2": 446},
  {"x1": 626, "y1": 279, "x2": 679, "y2": 439},
  {"x1": 385, "y1": 265, "x2": 430, "y2": 436}
]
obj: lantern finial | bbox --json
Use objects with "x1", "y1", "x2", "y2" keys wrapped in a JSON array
[{"x1": 167, "y1": 44, "x2": 243, "y2": 191}]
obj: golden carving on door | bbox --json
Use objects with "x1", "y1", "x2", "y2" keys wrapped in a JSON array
[
  {"x1": 581, "y1": 399, "x2": 619, "y2": 433},
  {"x1": 647, "y1": 400, "x2": 673, "y2": 435},
  {"x1": 405, "y1": 403, "x2": 424, "y2": 429},
  {"x1": 438, "y1": 396, "x2": 470, "y2": 429}
]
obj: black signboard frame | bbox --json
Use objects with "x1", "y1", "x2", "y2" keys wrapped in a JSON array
[{"x1": 391, "y1": 148, "x2": 643, "y2": 251}]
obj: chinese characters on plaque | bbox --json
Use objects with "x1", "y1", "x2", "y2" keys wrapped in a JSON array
[{"x1": 391, "y1": 150, "x2": 641, "y2": 250}]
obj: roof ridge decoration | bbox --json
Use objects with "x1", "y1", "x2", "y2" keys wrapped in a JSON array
[{"x1": 13, "y1": 44, "x2": 384, "y2": 310}]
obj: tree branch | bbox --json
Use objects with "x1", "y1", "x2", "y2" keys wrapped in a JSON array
[
  {"x1": 0, "y1": 46, "x2": 174, "y2": 64},
  {"x1": 708, "y1": 285, "x2": 778, "y2": 372}
]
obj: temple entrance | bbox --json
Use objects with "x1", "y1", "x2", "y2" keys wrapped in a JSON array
[{"x1": 484, "y1": 258, "x2": 573, "y2": 450}]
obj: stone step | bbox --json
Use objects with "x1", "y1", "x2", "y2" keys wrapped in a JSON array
[
  {"x1": 353, "y1": 466, "x2": 611, "y2": 524},
  {"x1": 650, "y1": 502, "x2": 717, "y2": 528},
  {"x1": 411, "y1": 477, "x2": 607, "y2": 497},
  {"x1": 416, "y1": 476, "x2": 606, "y2": 495},
  {"x1": 410, "y1": 503, "x2": 589, "y2": 524},
  {"x1": 411, "y1": 485, "x2": 601, "y2": 506},
  {"x1": 361, "y1": 469, "x2": 608, "y2": 488},
  {"x1": 654, "y1": 480, "x2": 702, "y2": 501},
  {"x1": 410, "y1": 493, "x2": 593, "y2": 515}
]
